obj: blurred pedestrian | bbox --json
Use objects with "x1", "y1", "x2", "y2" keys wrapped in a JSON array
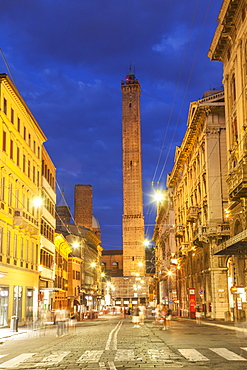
[
  {"x1": 132, "y1": 305, "x2": 140, "y2": 328},
  {"x1": 196, "y1": 307, "x2": 201, "y2": 324},
  {"x1": 139, "y1": 304, "x2": 146, "y2": 325},
  {"x1": 166, "y1": 308, "x2": 172, "y2": 329},
  {"x1": 160, "y1": 305, "x2": 168, "y2": 330}
]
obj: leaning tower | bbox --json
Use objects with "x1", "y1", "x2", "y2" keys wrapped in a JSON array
[{"x1": 121, "y1": 69, "x2": 145, "y2": 277}]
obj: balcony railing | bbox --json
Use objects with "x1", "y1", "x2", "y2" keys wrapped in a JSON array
[
  {"x1": 175, "y1": 225, "x2": 184, "y2": 238},
  {"x1": 13, "y1": 209, "x2": 39, "y2": 235},
  {"x1": 227, "y1": 160, "x2": 247, "y2": 200},
  {"x1": 186, "y1": 207, "x2": 199, "y2": 222}
]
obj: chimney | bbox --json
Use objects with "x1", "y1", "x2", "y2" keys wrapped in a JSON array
[{"x1": 74, "y1": 184, "x2": 92, "y2": 229}]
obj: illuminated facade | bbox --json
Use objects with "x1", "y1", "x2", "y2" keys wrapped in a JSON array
[
  {"x1": 121, "y1": 69, "x2": 145, "y2": 277},
  {"x1": 39, "y1": 147, "x2": 56, "y2": 312},
  {"x1": 208, "y1": 0, "x2": 247, "y2": 320},
  {"x1": 0, "y1": 73, "x2": 47, "y2": 326},
  {"x1": 166, "y1": 91, "x2": 229, "y2": 319}
]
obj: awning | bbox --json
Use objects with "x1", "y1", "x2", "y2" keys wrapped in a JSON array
[{"x1": 213, "y1": 229, "x2": 247, "y2": 255}]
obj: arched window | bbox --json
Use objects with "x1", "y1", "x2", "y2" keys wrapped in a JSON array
[{"x1": 112, "y1": 261, "x2": 118, "y2": 270}]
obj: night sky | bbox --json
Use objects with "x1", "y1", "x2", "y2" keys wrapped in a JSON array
[{"x1": 0, "y1": 0, "x2": 223, "y2": 250}]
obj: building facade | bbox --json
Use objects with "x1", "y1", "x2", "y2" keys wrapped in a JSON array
[
  {"x1": 39, "y1": 147, "x2": 56, "y2": 313},
  {"x1": 165, "y1": 91, "x2": 230, "y2": 320},
  {"x1": 208, "y1": 0, "x2": 247, "y2": 320},
  {"x1": 0, "y1": 73, "x2": 47, "y2": 326},
  {"x1": 152, "y1": 189, "x2": 177, "y2": 310}
]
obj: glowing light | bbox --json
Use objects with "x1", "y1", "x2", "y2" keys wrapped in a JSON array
[
  {"x1": 90, "y1": 262, "x2": 96, "y2": 268},
  {"x1": 167, "y1": 270, "x2": 172, "y2": 276},
  {"x1": 138, "y1": 262, "x2": 143, "y2": 267},
  {"x1": 101, "y1": 272, "x2": 106, "y2": 278},
  {"x1": 153, "y1": 190, "x2": 164, "y2": 203},
  {"x1": 73, "y1": 242, "x2": 80, "y2": 248},
  {"x1": 143, "y1": 239, "x2": 149, "y2": 247},
  {"x1": 33, "y1": 197, "x2": 43, "y2": 207}
]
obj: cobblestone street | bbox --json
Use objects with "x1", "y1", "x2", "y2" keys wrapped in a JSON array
[{"x1": 1, "y1": 315, "x2": 247, "y2": 369}]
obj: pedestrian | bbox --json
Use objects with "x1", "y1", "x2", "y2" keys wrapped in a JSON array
[
  {"x1": 132, "y1": 305, "x2": 140, "y2": 328},
  {"x1": 196, "y1": 307, "x2": 201, "y2": 324},
  {"x1": 139, "y1": 304, "x2": 146, "y2": 325},
  {"x1": 166, "y1": 308, "x2": 172, "y2": 329},
  {"x1": 160, "y1": 305, "x2": 168, "y2": 330}
]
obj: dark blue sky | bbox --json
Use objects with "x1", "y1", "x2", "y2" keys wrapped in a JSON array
[{"x1": 0, "y1": 0, "x2": 223, "y2": 249}]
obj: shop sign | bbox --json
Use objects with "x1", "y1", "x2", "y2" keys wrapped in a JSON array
[{"x1": 189, "y1": 288, "x2": 196, "y2": 314}]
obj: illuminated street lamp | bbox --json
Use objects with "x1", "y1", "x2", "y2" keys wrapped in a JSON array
[
  {"x1": 32, "y1": 197, "x2": 43, "y2": 207},
  {"x1": 152, "y1": 190, "x2": 164, "y2": 203}
]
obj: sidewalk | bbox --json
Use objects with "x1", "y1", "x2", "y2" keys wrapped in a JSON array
[
  {"x1": 0, "y1": 313, "x2": 121, "y2": 342},
  {"x1": 177, "y1": 316, "x2": 247, "y2": 333}
]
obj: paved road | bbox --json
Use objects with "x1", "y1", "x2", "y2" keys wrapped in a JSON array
[{"x1": 1, "y1": 316, "x2": 247, "y2": 369}]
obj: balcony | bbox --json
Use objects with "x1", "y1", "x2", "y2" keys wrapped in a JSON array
[
  {"x1": 13, "y1": 209, "x2": 39, "y2": 235},
  {"x1": 175, "y1": 225, "x2": 184, "y2": 238},
  {"x1": 179, "y1": 242, "x2": 190, "y2": 256},
  {"x1": 186, "y1": 207, "x2": 199, "y2": 222},
  {"x1": 227, "y1": 160, "x2": 247, "y2": 201}
]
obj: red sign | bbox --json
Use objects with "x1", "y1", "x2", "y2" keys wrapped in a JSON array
[{"x1": 189, "y1": 288, "x2": 196, "y2": 318}]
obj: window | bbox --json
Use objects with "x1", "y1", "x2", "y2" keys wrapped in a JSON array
[
  {"x1": 33, "y1": 141, "x2": 36, "y2": 154},
  {"x1": 28, "y1": 160, "x2": 30, "y2": 178},
  {"x1": 11, "y1": 108, "x2": 14, "y2": 124},
  {"x1": 38, "y1": 147, "x2": 40, "y2": 159},
  {"x1": 20, "y1": 237, "x2": 24, "y2": 259},
  {"x1": 32, "y1": 243, "x2": 34, "y2": 263},
  {"x1": 8, "y1": 182, "x2": 12, "y2": 206},
  {"x1": 17, "y1": 118, "x2": 20, "y2": 132},
  {"x1": 33, "y1": 166, "x2": 36, "y2": 183},
  {"x1": 3, "y1": 98, "x2": 7, "y2": 115},
  {"x1": 2, "y1": 131, "x2": 6, "y2": 152},
  {"x1": 16, "y1": 147, "x2": 20, "y2": 166},
  {"x1": 23, "y1": 126, "x2": 26, "y2": 141},
  {"x1": 10, "y1": 140, "x2": 13, "y2": 159},
  {"x1": 26, "y1": 240, "x2": 29, "y2": 262},
  {"x1": 14, "y1": 234, "x2": 18, "y2": 258},
  {"x1": 6, "y1": 230, "x2": 11, "y2": 256},
  {"x1": 1, "y1": 177, "x2": 5, "y2": 201},
  {"x1": 0, "y1": 226, "x2": 3, "y2": 254},
  {"x1": 15, "y1": 188, "x2": 19, "y2": 208},
  {"x1": 28, "y1": 134, "x2": 31, "y2": 147},
  {"x1": 23, "y1": 155, "x2": 26, "y2": 173}
]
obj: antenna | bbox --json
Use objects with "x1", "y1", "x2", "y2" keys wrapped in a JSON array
[{"x1": 0, "y1": 49, "x2": 16, "y2": 86}]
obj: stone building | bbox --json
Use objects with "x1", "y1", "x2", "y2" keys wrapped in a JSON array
[
  {"x1": 152, "y1": 189, "x2": 177, "y2": 310},
  {"x1": 0, "y1": 73, "x2": 50, "y2": 326},
  {"x1": 39, "y1": 147, "x2": 56, "y2": 313},
  {"x1": 56, "y1": 185, "x2": 103, "y2": 311},
  {"x1": 121, "y1": 69, "x2": 145, "y2": 277},
  {"x1": 166, "y1": 90, "x2": 229, "y2": 320},
  {"x1": 208, "y1": 0, "x2": 247, "y2": 320}
]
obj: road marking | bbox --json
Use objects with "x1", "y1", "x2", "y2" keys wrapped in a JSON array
[
  {"x1": 112, "y1": 321, "x2": 123, "y2": 350},
  {"x1": 105, "y1": 320, "x2": 123, "y2": 350},
  {"x1": 178, "y1": 349, "x2": 209, "y2": 362},
  {"x1": 35, "y1": 351, "x2": 70, "y2": 366},
  {"x1": 108, "y1": 361, "x2": 117, "y2": 370},
  {"x1": 148, "y1": 349, "x2": 171, "y2": 361},
  {"x1": 209, "y1": 348, "x2": 247, "y2": 361},
  {"x1": 77, "y1": 350, "x2": 104, "y2": 363},
  {"x1": 114, "y1": 349, "x2": 135, "y2": 361},
  {"x1": 0, "y1": 353, "x2": 36, "y2": 368}
]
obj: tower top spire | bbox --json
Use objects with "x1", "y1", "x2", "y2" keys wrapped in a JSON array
[{"x1": 126, "y1": 66, "x2": 135, "y2": 82}]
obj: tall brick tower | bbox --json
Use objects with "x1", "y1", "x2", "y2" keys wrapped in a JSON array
[{"x1": 121, "y1": 69, "x2": 145, "y2": 277}]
